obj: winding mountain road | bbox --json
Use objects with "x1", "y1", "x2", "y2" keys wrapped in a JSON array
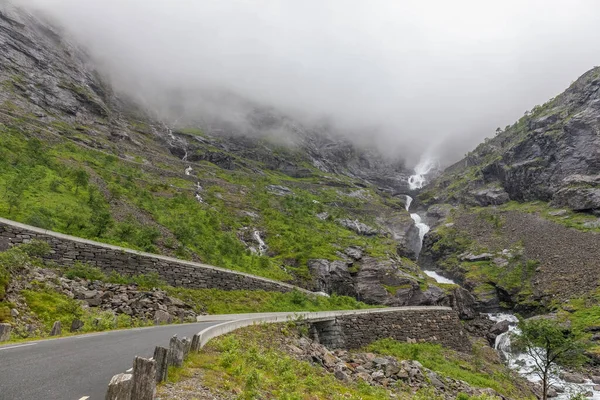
[{"x1": 0, "y1": 321, "x2": 225, "y2": 400}]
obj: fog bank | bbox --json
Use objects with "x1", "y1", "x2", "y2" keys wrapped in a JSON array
[{"x1": 14, "y1": 0, "x2": 600, "y2": 165}]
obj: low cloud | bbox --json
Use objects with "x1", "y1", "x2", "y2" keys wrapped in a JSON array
[{"x1": 14, "y1": 0, "x2": 600, "y2": 166}]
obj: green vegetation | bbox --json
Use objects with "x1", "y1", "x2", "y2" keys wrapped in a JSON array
[
  {"x1": 160, "y1": 325, "x2": 522, "y2": 400},
  {"x1": 21, "y1": 283, "x2": 153, "y2": 334},
  {"x1": 163, "y1": 325, "x2": 392, "y2": 400},
  {"x1": 62, "y1": 262, "x2": 374, "y2": 315},
  {"x1": 0, "y1": 241, "x2": 51, "y2": 322},
  {"x1": 0, "y1": 119, "x2": 401, "y2": 285},
  {"x1": 166, "y1": 287, "x2": 375, "y2": 315},
  {"x1": 367, "y1": 339, "x2": 534, "y2": 399},
  {"x1": 513, "y1": 317, "x2": 587, "y2": 400}
]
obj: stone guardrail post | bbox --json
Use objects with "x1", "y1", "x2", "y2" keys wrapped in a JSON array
[
  {"x1": 168, "y1": 335, "x2": 185, "y2": 367},
  {"x1": 130, "y1": 357, "x2": 156, "y2": 400},
  {"x1": 153, "y1": 346, "x2": 169, "y2": 383}
]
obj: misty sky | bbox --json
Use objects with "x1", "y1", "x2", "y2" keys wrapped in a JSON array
[{"x1": 16, "y1": 0, "x2": 600, "y2": 165}]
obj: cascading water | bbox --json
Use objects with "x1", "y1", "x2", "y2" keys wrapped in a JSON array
[
  {"x1": 405, "y1": 195, "x2": 430, "y2": 254},
  {"x1": 408, "y1": 157, "x2": 437, "y2": 190},
  {"x1": 488, "y1": 314, "x2": 599, "y2": 399},
  {"x1": 253, "y1": 230, "x2": 268, "y2": 255}
]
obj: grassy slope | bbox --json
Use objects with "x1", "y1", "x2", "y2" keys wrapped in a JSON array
[
  {"x1": 0, "y1": 117, "x2": 401, "y2": 285},
  {"x1": 159, "y1": 324, "x2": 531, "y2": 400}
]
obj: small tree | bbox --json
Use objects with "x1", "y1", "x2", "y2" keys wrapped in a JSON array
[
  {"x1": 513, "y1": 317, "x2": 586, "y2": 400},
  {"x1": 73, "y1": 168, "x2": 89, "y2": 194}
]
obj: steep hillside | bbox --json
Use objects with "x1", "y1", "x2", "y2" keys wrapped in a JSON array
[
  {"x1": 420, "y1": 66, "x2": 600, "y2": 210},
  {"x1": 0, "y1": 4, "x2": 457, "y2": 308},
  {"x1": 418, "y1": 68, "x2": 600, "y2": 349}
]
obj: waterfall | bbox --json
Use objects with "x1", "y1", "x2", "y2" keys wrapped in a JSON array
[
  {"x1": 405, "y1": 195, "x2": 413, "y2": 211},
  {"x1": 253, "y1": 230, "x2": 268, "y2": 255},
  {"x1": 405, "y1": 195, "x2": 430, "y2": 254},
  {"x1": 184, "y1": 166, "x2": 193, "y2": 176},
  {"x1": 410, "y1": 212, "x2": 430, "y2": 244},
  {"x1": 408, "y1": 157, "x2": 437, "y2": 190}
]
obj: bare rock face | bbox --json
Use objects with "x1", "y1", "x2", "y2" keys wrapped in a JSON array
[
  {"x1": 307, "y1": 259, "x2": 356, "y2": 297},
  {"x1": 440, "y1": 287, "x2": 477, "y2": 320},
  {"x1": 337, "y1": 219, "x2": 379, "y2": 236},
  {"x1": 470, "y1": 187, "x2": 510, "y2": 206},
  {"x1": 355, "y1": 257, "x2": 441, "y2": 306},
  {"x1": 424, "y1": 68, "x2": 600, "y2": 212}
]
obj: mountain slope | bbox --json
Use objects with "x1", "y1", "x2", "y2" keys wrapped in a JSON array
[
  {"x1": 418, "y1": 68, "x2": 600, "y2": 331},
  {"x1": 0, "y1": 3, "x2": 459, "y2": 308},
  {"x1": 421, "y1": 67, "x2": 600, "y2": 211}
]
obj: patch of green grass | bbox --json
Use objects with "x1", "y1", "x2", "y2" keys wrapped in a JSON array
[
  {"x1": 498, "y1": 201, "x2": 600, "y2": 232},
  {"x1": 0, "y1": 241, "x2": 51, "y2": 322},
  {"x1": 21, "y1": 286, "x2": 83, "y2": 331},
  {"x1": 165, "y1": 287, "x2": 376, "y2": 315},
  {"x1": 162, "y1": 325, "x2": 393, "y2": 400},
  {"x1": 367, "y1": 339, "x2": 534, "y2": 399}
]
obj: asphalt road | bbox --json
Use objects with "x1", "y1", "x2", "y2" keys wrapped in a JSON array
[{"x1": 0, "y1": 322, "x2": 223, "y2": 400}]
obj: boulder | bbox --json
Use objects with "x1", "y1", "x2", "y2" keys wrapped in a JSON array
[
  {"x1": 552, "y1": 187, "x2": 600, "y2": 211},
  {"x1": 559, "y1": 371, "x2": 585, "y2": 384},
  {"x1": 489, "y1": 320, "x2": 511, "y2": 336},
  {"x1": 471, "y1": 188, "x2": 510, "y2": 206},
  {"x1": 10, "y1": 308, "x2": 19, "y2": 318},
  {"x1": 334, "y1": 368, "x2": 349, "y2": 382},
  {"x1": 153, "y1": 310, "x2": 173, "y2": 325},
  {"x1": 0, "y1": 323, "x2": 11, "y2": 342},
  {"x1": 337, "y1": 219, "x2": 379, "y2": 236},
  {"x1": 460, "y1": 253, "x2": 494, "y2": 262},
  {"x1": 70, "y1": 319, "x2": 84, "y2": 332}
]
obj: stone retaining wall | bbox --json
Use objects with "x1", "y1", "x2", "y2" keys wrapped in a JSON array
[
  {"x1": 313, "y1": 309, "x2": 471, "y2": 352},
  {"x1": 0, "y1": 217, "x2": 303, "y2": 293}
]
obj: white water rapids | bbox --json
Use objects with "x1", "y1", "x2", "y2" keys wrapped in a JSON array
[
  {"x1": 406, "y1": 156, "x2": 598, "y2": 399},
  {"x1": 487, "y1": 313, "x2": 599, "y2": 399}
]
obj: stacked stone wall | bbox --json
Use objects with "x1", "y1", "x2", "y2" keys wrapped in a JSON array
[
  {"x1": 309, "y1": 309, "x2": 470, "y2": 352},
  {"x1": 0, "y1": 218, "x2": 302, "y2": 293}
]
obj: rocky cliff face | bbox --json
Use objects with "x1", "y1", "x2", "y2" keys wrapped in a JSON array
[
  {"x1": 421, "y1": 67, "x2": 600, "y2": 212},
  {"x1": 0, "y1": 3, "x2": 454, "y2": 309}
]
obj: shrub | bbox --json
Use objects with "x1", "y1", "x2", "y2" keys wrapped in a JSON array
[{"x1": 64, "y1": 262, "x2": 106, "y2": 281}]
